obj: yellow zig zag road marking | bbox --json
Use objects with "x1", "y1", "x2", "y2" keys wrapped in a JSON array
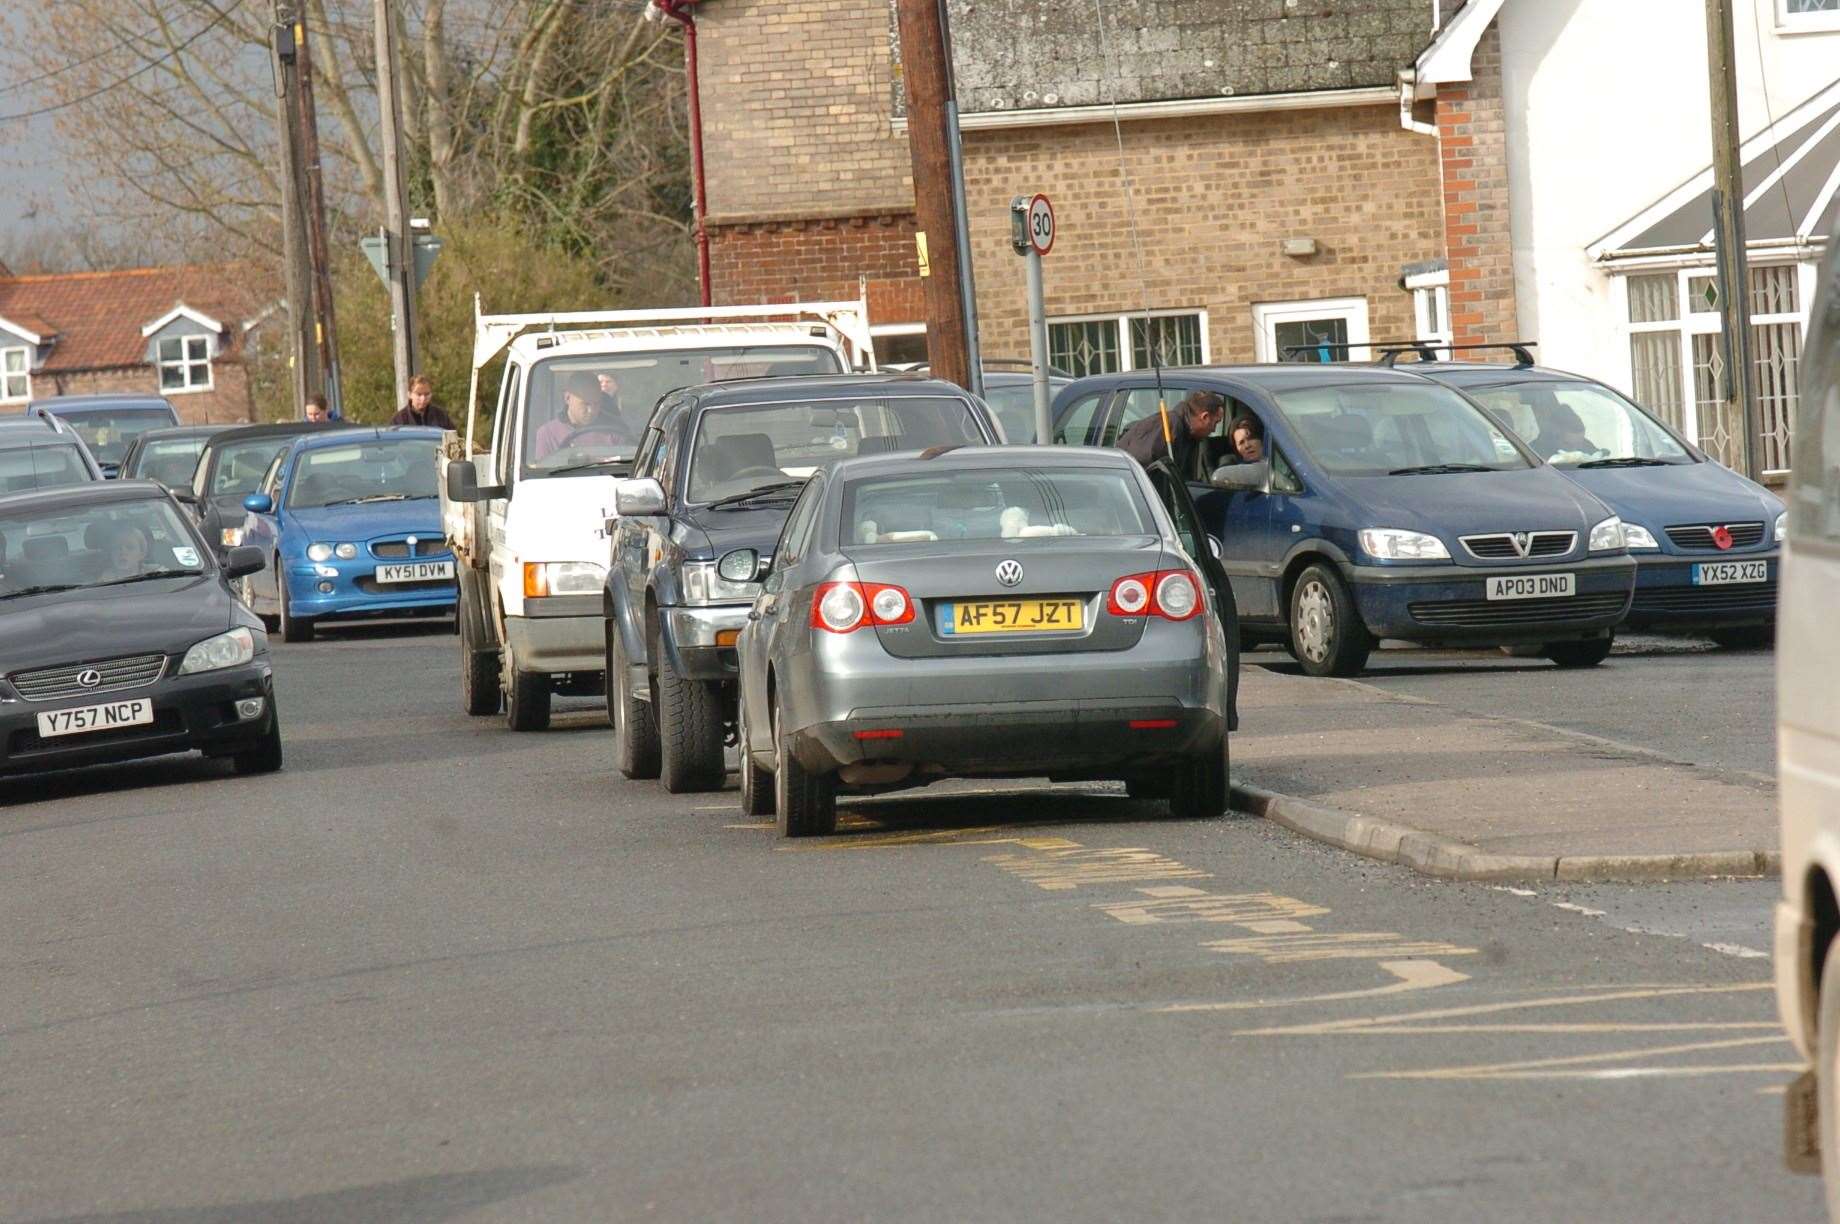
[
  {"x1": 1238, "y1": 981, "x2": 1771, "y2": 1037},
  {"x1": 1353, "y1": 1035, "x2": 1789, "y2": 1082},
  {"x1": 1160, "y1": 959, "x2": 1471, "y2": 1014}
]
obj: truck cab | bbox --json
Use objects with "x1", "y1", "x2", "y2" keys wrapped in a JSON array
[{"x1": 442, "y1": 300, "x2": 874, "y2": 731}]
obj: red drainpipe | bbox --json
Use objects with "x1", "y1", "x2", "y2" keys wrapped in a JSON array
[{"x1": 656, "y1": 0, "x2": 711, "y2": 307}]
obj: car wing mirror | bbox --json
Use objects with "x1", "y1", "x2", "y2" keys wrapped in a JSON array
[
  {"x1": 242, "y1": 492, "x2": 273, "y2": 514},
  {"x1": 1209, "y1": 461, "x2": 1269, "y2": 493},
  {"x1": 614, "y1": 478, "x2": 667, "y2": 517},
  {"x1": 445, "y1": 459, "x2": 505, "y2": 503},
  {"x1": 223, "y1": 545, "x2": 265, "y2": 579}
]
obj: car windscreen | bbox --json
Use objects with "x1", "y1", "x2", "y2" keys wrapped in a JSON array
[
  {"x1": 128, "y1": 437, "x2": 209, "y2": 487},
  {"x1": 208, "y1": 437, "x2": 295, "y2": 497},
  {"x1": 54, "y1": 408, "x2": 176, "y2": 465},
  {"x1": 688, "y1": 396, "x2": 988, "y2": 505},
  {"x1": 843, "y1": 466, "x2": 1153, "y2": 545},
  {"x1": 286, "y1": 437, "x2": 440, "y2": 509},
  {"x1": 522, "y1": 345, "x2": 844, "y2": 477},
  {"x1": 981, "y1": 380, "x2": 1068, "y2": 445},
  {"x1": 0, "y1": 443, "x2": 94, "y2": 493},
  {"x1": 1461, "y1": 380, "x2": 1694, "y2": 467},
  {"x1": 0, "y1": 497, "x2": 208, "y2": 598},
  {"x1": 1270, "y1": 383, "x2": 1533, "y2": 476}
]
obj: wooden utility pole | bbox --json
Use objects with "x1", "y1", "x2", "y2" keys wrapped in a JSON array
[
  {"x1": 895, "y1": 0, "x2": 977, "y2": 392},
  {"x1": 293, "y1": 12, "x2": 345, "y2": 418},
  {"x1": 271, "y1": 5, "x2": 316, "y2": 418},
  {"x1": 1705, "y1": 0, "x2": 1761, "y2": 480},
  {"x1": 374, "y1": 0, "x2": 418, "y2": 408}
]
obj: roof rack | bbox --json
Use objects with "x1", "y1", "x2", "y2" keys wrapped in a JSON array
[
  {"x1": 1376, "y1": 341, "x2": 1538, "y2": 368},
  {"x1": 1276, "y1": 339, "x2": 1427, "y2": 361}
]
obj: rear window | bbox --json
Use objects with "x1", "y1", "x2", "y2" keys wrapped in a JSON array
[
  {"x1": 51, "y1": 408, "x2": 176, "y2": 465},
  {"x1": 0, "y1": 444, "x2": 93, "y2": 493},
  {"x1": 842, "y1": 466, "x2": 1153, "y2": 545},
  {"x1": 688, "y1": 396, "x2": 986, "y2": 503}
]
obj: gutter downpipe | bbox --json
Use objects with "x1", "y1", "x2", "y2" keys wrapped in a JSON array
[{"x1": 654, "y1": 0, "x2": 711, "y2": 307}]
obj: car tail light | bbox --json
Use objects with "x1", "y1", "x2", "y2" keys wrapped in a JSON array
[
  {"x1": 812, "y1": 581, "x2": 915, "y2": 633},
  {"x1": 1108, "y1": 570, "x2": 1205, "y2": 621}
]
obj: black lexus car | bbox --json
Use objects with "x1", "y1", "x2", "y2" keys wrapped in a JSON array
[{"x1": 0, "y1": 481, "x2": 281, "y2": 778}]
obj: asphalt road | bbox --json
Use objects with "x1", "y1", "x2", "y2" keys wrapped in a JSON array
[
  {"x1": 0, "y1": 623, "x2": 1816, "y2": 1223},
  {"x1": 1252, "y1": 634, "x2": 1776, "y2": 782}
]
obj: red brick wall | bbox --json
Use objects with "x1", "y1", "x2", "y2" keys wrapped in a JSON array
[
  {"x1": 1435, "y1": 23, "x2": 1516, "y2": 349},
  {"x1": 37, "y1": 364, "x2": 256, "y2": 425},
  {"x1": 709, "y1": 211, "x2": 922, "y2": 317}
]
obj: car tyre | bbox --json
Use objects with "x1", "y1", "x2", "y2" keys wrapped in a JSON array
[
  {"x1": 231, "y1": 708, "x2": 284, "y2": 776},
  {"x1": 609, "y1": 626, "x2": 660, "y2": 779},
  {"x1": 1708, "y1": 625, "x2": 1773, "y2": 651},
  {"x1": 774, "y1": 690, "x2": 835, "y2": 837},
  {"x1": 461, "y1": 608, "x2": 502, "y2": 716},
  {"x1": 1289, "y1": 563, "x2": 1370, "y2": 677},
  {"x1": 1168, "y1": 733, "x2": 1229, "y2": 819},
  {"x1": 737, "y1": 689, "x2": 774, "y2": 817},
  {"x1": 277, "y1": 571, "x2": 314, "y2": 643},
  {"x1": 503, "y1": 636, "x2": 552, "y2": 732},
  {"x1": 1542, "y1": 637, "x2": 1614, "y2": 668},
  {"x1": 656, "y1": 632, "x2": 724, "y2": 793}
]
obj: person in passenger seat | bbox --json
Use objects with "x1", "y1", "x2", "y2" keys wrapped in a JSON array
[{"x1": 1223, "y1": 412, "x2": 1265, "y2": 464}]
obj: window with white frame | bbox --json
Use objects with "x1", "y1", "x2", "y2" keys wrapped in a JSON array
[
  {"x1": 0, "y1": 347, "x2": 28, "y2": 403},
  {"x1": 1048, "y1": 310, "x2": 1207, "y2": 378},
  {"x1": 1622, "y1": 263, "x2": 1808, "y2": 474},
  {"x1": 157, "y1": 334, "x2": 213, "y2": 392},
  {"x1": 1406, "y1": 270, "x2": 1452, "y2": 350},
  {"x1": 1778, "y1": 0, "x2": 1840, "y2": 32},
  {"x1": 1252, "y1": 297, "x2": 1372, "y2": 363}
]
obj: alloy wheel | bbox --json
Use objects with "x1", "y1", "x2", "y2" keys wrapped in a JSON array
[{"x1": 1295, "y1": 579, "x2": 1333, "y2": 663}]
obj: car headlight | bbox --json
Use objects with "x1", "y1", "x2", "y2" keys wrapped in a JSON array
[
  {"x1": 1622, "y1": 523, "x2": 1660, "y2": 551},
  {"x1": 1358, "y1": 528, "x2": 1449, "y2": 561},
  {"x1": 307, "y1": 542, "x2": 333, "y2": 562},
  {"x1": 177, "y1": 627, "x2": 256, "y2": 675},
  {"x1": 681, "y1": 559, "x2": 761, "y2": 605},
  {"x1": 1776, "y1": 512, "x2": 1787, "y2": 543},
  {"x1": 334, "y1": 543, "x2": 358, "y2": 560},
  {"x1": 522, "y1": 561, "x2": 605, "y2": 598},
  {"x1": 1588, "y1": 516, "x2": 1626, "y2": 552},
  {"x1": 220, "y1": 527, "x2": 244, "y2": 548}
]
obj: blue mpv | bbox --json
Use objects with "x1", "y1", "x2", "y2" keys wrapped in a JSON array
[
  {"x1": 1404, "y1": 356, "x2": 1781, "y2": 650},
  {"x1": 1052, "y1": 364, "x2": 1637, "y2": 676}
]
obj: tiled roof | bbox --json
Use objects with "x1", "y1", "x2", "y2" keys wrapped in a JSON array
[{"x1": 0, "y1": 264, "x2": 265, "y2": 373}]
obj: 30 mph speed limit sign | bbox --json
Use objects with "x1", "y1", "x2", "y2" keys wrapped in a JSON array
[{"x1": 1026, "y1": 194, "x2": 1055, "y2": 256}]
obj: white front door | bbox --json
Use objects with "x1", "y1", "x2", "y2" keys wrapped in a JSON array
[{"x1": 1253, "y1": 297, "x2": 1372, "y2": 363}]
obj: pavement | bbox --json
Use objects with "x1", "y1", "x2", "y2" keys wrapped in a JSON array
[
  {"x1": 1230, "y1": 638, "x2": 1779, "y2": 882},
  {"x1": 0, "y1": 622, "x2": 1818, "y2": 1222}
]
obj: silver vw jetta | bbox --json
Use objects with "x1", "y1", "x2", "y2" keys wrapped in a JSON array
[{"x1": 734, "y1": 446, "x2": 1234, "y2": 836}]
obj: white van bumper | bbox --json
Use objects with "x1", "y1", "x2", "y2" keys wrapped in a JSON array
[{"x1": 506, "y1": 597, "x2": 603, "y2": 674}]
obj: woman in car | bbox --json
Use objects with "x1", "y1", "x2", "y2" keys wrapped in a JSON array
[
  {"x1": 1223, "y1": 412, "x2": 1265, "y2": 465},
  {"x1": 98, "y1": 522, "x2": 152, "y2": 580}
]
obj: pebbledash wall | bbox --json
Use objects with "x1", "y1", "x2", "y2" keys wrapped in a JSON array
[{"x1": 696, "y1": 0, "x2": 1450, "y2": 367}]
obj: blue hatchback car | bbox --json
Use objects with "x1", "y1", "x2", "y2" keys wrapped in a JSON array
[
  {"x1": 1402, "y1": 356, "x2": 1783, "y2": 649},
  {"x1": 1052, "y1": 365, "x2": 1637, "y2": 676},
  {"x1": 235, "y1": 427, "x2": 455, "y2": 642}
]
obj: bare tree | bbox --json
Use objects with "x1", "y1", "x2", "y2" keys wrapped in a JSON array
[{"x1": 2, "y1": 0, "x2": 695, "y2": 301}]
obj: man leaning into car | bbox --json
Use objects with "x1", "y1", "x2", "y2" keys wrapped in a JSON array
[{"x1": 1115, "y1": 389, "x2": 1225, "y2": 472}]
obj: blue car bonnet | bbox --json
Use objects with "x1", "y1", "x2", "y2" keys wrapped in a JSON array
[
  {"x1": 1560, "y1": 461, "x2": 1780, "y2": 530},
  {"x1": 1332, "y1": 465, "x2": 1613, "y2": 543},
  {"x1": 284, "y1": 499, "x2": 443, "y2": 544}
]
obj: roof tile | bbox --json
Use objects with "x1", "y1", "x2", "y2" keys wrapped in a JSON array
[{"x1": 0, "y1": 264, "x2": 265, "y2": 373}]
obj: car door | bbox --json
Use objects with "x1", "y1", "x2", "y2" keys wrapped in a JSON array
[
  {"x1": 1146, "y1": 460, "x2": 1240, "y2": 728},
  {"x1": 1102, "y1": 384, "x2": 1202, "y2": 450},
  {"x1": 1052, "y1": 387, "x2": 1113, "y2": 446},
  {"x1": 743, "y1": 474, "x2": 825, "y2": 750},
  {"x1": 614, "y1": 414, "x2": 681, "y2": 652},
  {"x1": 240, "y1": 453, "x2": 287, "y2": 607},
  {"x1": 485, "y1": 363, "x2": 521, "y2": 601}
]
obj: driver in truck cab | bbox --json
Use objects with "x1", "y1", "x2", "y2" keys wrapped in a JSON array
[{"x1": 534, "y1": 371, "x2": 636, "y2": 460}]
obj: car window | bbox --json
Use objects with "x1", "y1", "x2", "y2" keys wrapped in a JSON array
[
  {"x1": 0, "y1": 443, "x2": 92, "y2": 493},
  {"x1": 521, "y1": 346, "x2": 840, "y2": 477},
  {"x1": 1465, "y1": 380, "x2": 1693, "y2": 466},
  {"x1": 210, "y1": 438, "x2": 294, "y2": 496},
  {"x1": 493, "y1": 364, "x2": 520, "y2": 484},
  {"x1": 774, "y1": 476, "x2": 825, "y2": 570},
  {"x1": 260, "y1": 453, "x2": 286, "y2": 498},
  {"x1": 1271, "y1": 445, "x2": 1303, "y2": 495},
  {"x1": 51, "y1": 409, "x2": 175, "y2": 466},
  {"x1": 129, "y1": 437, "x2": 208, "y2": 488},
  {"x1": 0, "y1": 497, "x2": 207, "y2": 597},
  {"x1": 286, "y1": 438, "x2": 440, "y2": 509},
  {"x1": 686, "y1": 396, "x2": 986, "y2": 504},
  {"x1": 1054, "y1": 392, "x2": 1105, "y2": 445},
  {"x1": 1270, "y1": 383, "x2": 1531, "y2": 476},
  {"x1": 843, "y1": 466, "x2": 1153, "y2": 545},
  {"x1": 1105, "y1": 387, "x2": 1196, "y2": 448},
  {"x1": 631, "y1": 427, "x2": 663, "y2": 481},
  {"x1": 981, "y1": 380, "x2": 1067, "y2": 444}
]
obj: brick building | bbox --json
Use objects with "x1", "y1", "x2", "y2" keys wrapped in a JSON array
[
  {"x1": 683, "y1": 0, "x2": 1495, "y2": 374},
  {"x1": 0, "y1": 265, "x2": 272, "y2": 424}
]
